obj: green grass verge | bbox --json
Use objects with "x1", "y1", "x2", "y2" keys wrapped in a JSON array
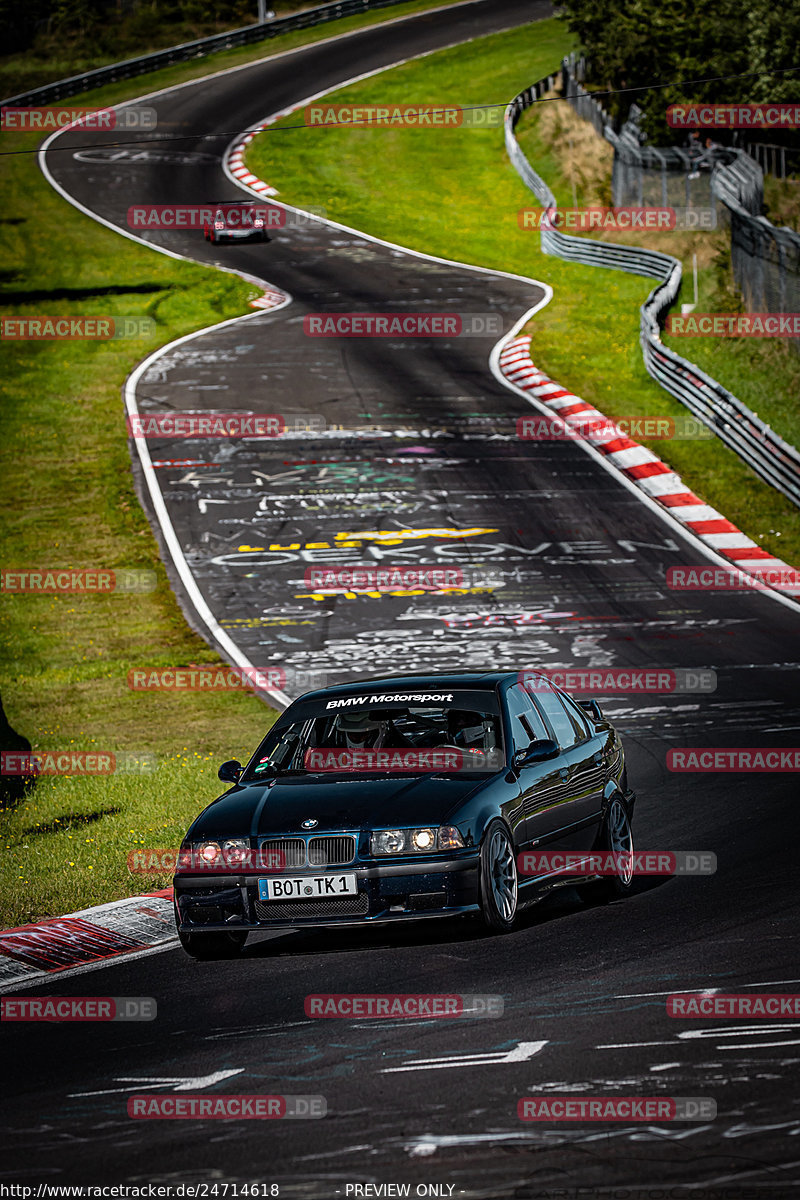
[
  {"x1": 246, "y1": 19, "x2": 800, "y2": 567},
  {"x1": 660, "y1": 249, "x2": 800, "y2": 455},
  {"x1": 0, "y1": 0, "x2": 477, "y2": 931},
  {"x1": 0, "y1": 134, "x2": 279, "y2": 925}
]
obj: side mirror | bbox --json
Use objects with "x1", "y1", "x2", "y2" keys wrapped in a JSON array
[
  {"x1": 513, "y1": 739, "x2": 560, "y2": 769},
  {"x1": 578, "y1": 699, "x2": 603, "y2": 721},
  {"x1": 218, "y1": 759, "x2": 243, "y2": 783}
]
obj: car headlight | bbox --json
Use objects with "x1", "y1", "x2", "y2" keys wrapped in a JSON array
[
  {"x1": 221, "y1": 838, "x2": 249, "y2": 865},
  {"x1": 370, "y1": 826, "x2": 465, "y2": 855},
  {"x1": 371, "y1": 829, "x2": 406, "y2": 855},
  {"x1": 195, "y1": 840, "x2": 221, "y2": 864},
  {"x1": 410, "y1": 828, "x2": 436, "y2": 851}
]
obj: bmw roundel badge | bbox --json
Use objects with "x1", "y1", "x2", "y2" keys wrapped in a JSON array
[{"x1": 301, "y1": 818, "x2": 318, "y2": 830}]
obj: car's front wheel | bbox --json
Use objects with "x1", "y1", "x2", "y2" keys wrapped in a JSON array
[
  {"x1": 478, "y1": 821, "x2": 518, "y2": 932},
  {"x1": 178, "y1": 930, "x2": 247, "y2": 960},
  {"x1": 592, "y1": 794, "x2": 635, "y2": 902}
]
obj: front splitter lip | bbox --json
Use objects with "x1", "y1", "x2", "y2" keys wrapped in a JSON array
[
  {"x1": 214, "y1": 229, "x2": 264, "y2": 239},
  {"x1": 175, "y1": 904, "x2": 480, "y2": 933}
]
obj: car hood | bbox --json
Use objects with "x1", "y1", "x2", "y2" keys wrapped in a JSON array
[{"x1": 187, "y1": 772, "x2": 491, "y2": 839}]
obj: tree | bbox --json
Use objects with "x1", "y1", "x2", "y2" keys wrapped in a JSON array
[{"x1": 557, "y1": 0, "x2": 799, "y2": 145}]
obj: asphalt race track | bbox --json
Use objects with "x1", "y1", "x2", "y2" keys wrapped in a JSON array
[{"x1": 4, "y1": 0, "x2": 800, "y2": 1194}]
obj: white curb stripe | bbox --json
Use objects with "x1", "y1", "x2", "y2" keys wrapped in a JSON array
[
  {"x1": 604, "y1": 446, "x2": 662, "y2": 469},
  {"x1": 0, "y1": 891, "x2": 176, "y2": 991}
]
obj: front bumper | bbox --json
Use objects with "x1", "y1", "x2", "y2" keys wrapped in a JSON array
[
  {"x1": 216, "y1": 228, "x2": 265, "y2": 239},
  {"x1": 174, "y1": 854, "x2": 480, "y2": 932}
]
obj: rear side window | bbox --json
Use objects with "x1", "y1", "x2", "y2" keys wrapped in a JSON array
[
  {"x1": 532, "y1": 687, "x2": 582, "y2": 749},
  {"x1": 505, "y1": 684, "x2": 549, "y2": 751},
  {"x1": 558, "y1": 690, "x2": 592, "y2": 739}
]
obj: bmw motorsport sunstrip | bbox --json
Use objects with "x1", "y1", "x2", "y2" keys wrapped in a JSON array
[{"x1": 173, "y1": 671, "x2": 636, "y2": 958}]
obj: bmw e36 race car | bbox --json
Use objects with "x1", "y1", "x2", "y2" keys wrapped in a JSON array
[
  {"x1": 202, "y1": 201, "x2": 269, "y2": 244},
  {"x1": 173, "y1": 671, "x2": 636, "y2": 958}
]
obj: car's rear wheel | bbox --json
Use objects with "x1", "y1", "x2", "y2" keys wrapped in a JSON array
[
  {"x1": 178, "y1": 930, "x2": 247, "y2": 960},
  {"x1": 592, "y1": 794, "x2": 635, "y2": 902},
  {"x1": 478, "y1": 821, "x2": 518, "y2": 932}
]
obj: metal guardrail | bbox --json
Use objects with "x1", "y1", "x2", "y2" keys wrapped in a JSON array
[
  {"x1": 505, "y1": 70, "x2": 800, "y2": 508},
  {"x1": 742, "y1": 141, "x2": 799, "y2": 180},
  {"x1": 1, "y1": 0, "x2": 410, "y2": 107}
]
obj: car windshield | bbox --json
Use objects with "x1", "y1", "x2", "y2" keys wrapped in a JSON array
[{"x1": 242, "y1": 689, "x2": 504, "y2": 779}]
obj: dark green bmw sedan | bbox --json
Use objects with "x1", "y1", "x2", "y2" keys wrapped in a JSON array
[{"x1": 173, "y1": 671, "x2": 636, "y2": 958}]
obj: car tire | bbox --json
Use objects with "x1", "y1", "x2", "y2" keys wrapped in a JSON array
[
  {"x1": 478, "y1": 820, "x2": 518, "y2": 933},
  {"x1": 178, "y1": 930, "x2": 247, "y2": 960},
  {"x1": 589, "y1": 793, "x2": 635, "y2": 903}
]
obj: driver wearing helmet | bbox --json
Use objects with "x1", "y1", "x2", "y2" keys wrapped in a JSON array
[
  {"x1": 447, "y1": 709, "x2": 487, "y2": 750},
  {"x1": 334, "y1": 712, "x2": 388, "y2": 750}
]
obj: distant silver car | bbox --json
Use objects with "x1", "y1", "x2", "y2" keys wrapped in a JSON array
[{"x1": 203, "y1": 202, "x2": 268, "y2": 245}]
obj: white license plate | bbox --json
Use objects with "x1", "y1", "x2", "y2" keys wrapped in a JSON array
[{"x1": 258, "y1": 873, "x2": 357, "y2": 901}]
